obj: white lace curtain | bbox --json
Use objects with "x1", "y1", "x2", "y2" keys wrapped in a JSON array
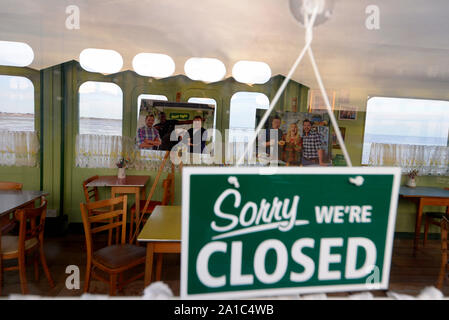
[
  {"x1": 76, "y1": 134, "x2": 180, "y2": 172},
  {"x1": 0, "y1": 131, "x2": 40, "y2": 167},
  {"x1": 368, "y1": 143, "x2": 449, "y2": 175}
]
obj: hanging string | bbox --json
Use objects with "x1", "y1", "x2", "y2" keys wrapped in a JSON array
[{"x1": 236, "y1": 0, "x2": 352, "y2": 167}]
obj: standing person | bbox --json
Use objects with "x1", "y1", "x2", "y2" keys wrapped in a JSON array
[
  {"x1": 283, "y1": 122, "x2": 302, "y2": 165},
  {"x1": 154, "y1": 112, "x2": 193, "y2": 150},
  {"x1": 136, "y1": 114, "x2": 162, "y2": 150},
  {"x1": 186, "y1": 115, "x2": 207, "y2": 153},
  {"x1": 301, "y1": 119, "x2": 325, "y2": 166},
  {"x1": 263, "y1": 115, "x2": 285, "y2": 162}
]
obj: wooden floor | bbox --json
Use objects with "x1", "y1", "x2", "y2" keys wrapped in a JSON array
[{"x1": 1, "y1": 234, "x2": 448, "y2": 298}]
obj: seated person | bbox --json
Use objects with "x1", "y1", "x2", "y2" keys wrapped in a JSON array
[
  {"x1": 154, "y1": 112, "x2": 193, "y2": 150},
  {"x1": 186, "y1": 115, "x2": 207, "y2": 153},
  {"x1": 137, "y1": 114, "x2": 162, "y2": 150}
]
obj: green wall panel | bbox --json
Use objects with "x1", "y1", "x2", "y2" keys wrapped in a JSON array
[{"x1": 2, "y1": 60, "x2": 446, "y2": 233}]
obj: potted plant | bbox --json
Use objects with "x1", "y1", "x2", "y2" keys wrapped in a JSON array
[
  {"x1": 116, "y1": 157, "x2": 129, "y2": 179},
  {"x1": 406, "y1": 169, "x2": 419, "y2": 188}
]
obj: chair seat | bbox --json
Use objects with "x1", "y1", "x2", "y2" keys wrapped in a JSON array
[
  {"x1": 1, "y1": 235, "x2": 38, "y2": 255},
  {"x1": 93, "y1": 244, "x2": 146, "y2": 269},
  {"x1": 425, "y1": 212, "x2": 445, "y2": 219},
  {"x1": 131, "y1": 200, "x2": 162, "y2": 213}
]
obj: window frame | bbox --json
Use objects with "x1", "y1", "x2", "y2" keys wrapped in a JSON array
[
  {"x1": 77, "y1": 80, "x2": 124, "y2": 136},
  {"x1": 361, "y1": 95, "x2": 449, "y2": 165}
]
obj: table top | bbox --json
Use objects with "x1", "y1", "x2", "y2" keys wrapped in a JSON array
[
  {"x1": 0, "y1": 190, "x2": 48, "y2": 216},
  {"x1": 86, "y1": 175, "x2": 150, "y2": 187},
  {"x1": 399, "y1": 186, "x2": 449, "y2": 198},
  {"x1": 137, "y1": 206, "x2": 181, "y2": 242}
]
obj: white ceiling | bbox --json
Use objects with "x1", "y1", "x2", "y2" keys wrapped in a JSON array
[{"x1": 1, "y1": 0, "x2": 449, "y2": 109}]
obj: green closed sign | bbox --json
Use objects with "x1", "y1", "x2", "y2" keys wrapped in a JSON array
[{"x1": 181, "y1": 167, "x2": 401, "y2": 299}]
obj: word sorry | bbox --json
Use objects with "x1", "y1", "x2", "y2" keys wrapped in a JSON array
[{"x1": 210, "y1": 188, "x2": 306, "y2": 240}]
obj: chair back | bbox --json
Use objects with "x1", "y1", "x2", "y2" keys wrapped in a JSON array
[
  {"x1": 0, "y1": 181, "x2": 23, "y2": 191},
  {"x1": 14, "y1": 197, "x2": 47, "y2": 247},
  {"x1": 80, "y1": 196, "x2": 128, "y2": 254},
  {"x1": 161, "y1": 173, "x2": 175, "y2": 205},
  {"x1": 82, "y1": 175, "x2": 100, "y2": 204},
  {"x1": 446, "y1": 188, "x2": 449, "y2": 215}
]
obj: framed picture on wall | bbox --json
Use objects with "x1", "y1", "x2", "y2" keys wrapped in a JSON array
[
  {"x1": 332, "y1": 127, "x2": 346, "y2": 149},
  {"x1": 338, "y1": 109, "x2": 357, "y2": 120}
]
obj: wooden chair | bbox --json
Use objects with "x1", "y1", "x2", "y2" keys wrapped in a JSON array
[
  {"x1": 82, "y1": 175, "x2": 103, "y2": 212},
  {"x1": 423, "y1": 188, "x2": 449, "y2": 246},
  {"x1": 0, "y1": 197, "x2": 55, "y2": 295},
  {"x1": 437, "y1": 215, "x2": 449, "y2": 288},
  {"x1": 129, "y1": 173, "x2": 174, "y2": 243},
  {"x1": 0, "y1": 181, "x2": 23, "y2": 191},
  {"x1": 83, "y1": 175, "x2": 116, "y2": 244},
  {"x1": 80, "y1": 195, "x2": 146, "y2": 296}
]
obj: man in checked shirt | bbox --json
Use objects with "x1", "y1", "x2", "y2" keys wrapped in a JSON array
[
  {"x1": 137, "y1": 114, "x2": 162, "y2": 150},
  {"x1": 301, "y1": 119, "x2": 325, "y2": 166}
]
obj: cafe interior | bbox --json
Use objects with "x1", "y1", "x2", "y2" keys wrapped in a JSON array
[{"x1": 0, "y1": 0, "x2": 448, "y2": 298}]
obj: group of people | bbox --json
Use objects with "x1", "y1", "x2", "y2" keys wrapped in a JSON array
[
  {"x1": 137, "y1": 112, "x2": 325, "y2": 166},
  {"x1": 263, "y1": 115, "x2": 325, "y2": 166},
  {"x1": 136, "y1": 112, "x2": 207, "y2": 153}
]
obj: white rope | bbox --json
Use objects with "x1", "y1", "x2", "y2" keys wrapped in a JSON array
[
  {"x1": 236, "y1": 4, "x2": 319, "y2": 166},
  {"x1": 236, "y1": 0, "x2": 352, "y2": 167},
  {"x1": 307, "y1": 47, "x2": 352, "y2": 166}
]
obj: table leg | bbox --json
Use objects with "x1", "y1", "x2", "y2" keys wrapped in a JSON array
[
  {"x1": 135, "y1": 188, "x2": 140, "y2": 239},
  {"x1": 144, "y1": 242, "x2": 154, "y2": 287},
  {"x1": 156, "y1": 253, "x2": 163, "y2": 281},
  {"x1": 414, "y1": 199, "x2": 424, "y2": 255}
]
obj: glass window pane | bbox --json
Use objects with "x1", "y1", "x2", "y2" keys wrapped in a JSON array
[
  {"x1": 0, "y1": 75, "x2": 34, "y2": 131},
  {"x1": 79, "y1": 81, "x2": 123, "y2": 135},
  {"x1": 362, "y1": 97, "x2": 449, "y2": 164},
  {"x1": 229, "y1": 91, "x2": 269, "y2": 142}
]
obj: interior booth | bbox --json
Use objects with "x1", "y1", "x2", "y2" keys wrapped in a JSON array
[{"x1": 0, "y1": 0, "x2": 448, "y2": 300}]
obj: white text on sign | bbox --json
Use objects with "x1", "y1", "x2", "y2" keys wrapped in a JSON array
[{"x1": 315, "y1": 206, "x2": 372, "y2": 224}]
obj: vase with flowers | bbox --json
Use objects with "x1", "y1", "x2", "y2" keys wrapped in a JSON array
[
  {"x1": 116, "y1": 157, "x2": 129, "y2": 179},
  {"x1": 406, "y1": 169, "x2": 419, "y2": 188}
]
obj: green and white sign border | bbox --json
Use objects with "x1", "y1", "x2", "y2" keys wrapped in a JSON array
[{"x1": 181, "y1": 166, "x2": 401, "y2": 299}]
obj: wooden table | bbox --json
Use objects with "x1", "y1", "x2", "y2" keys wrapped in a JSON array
[
  {"x1": 0, "y1": 190, "x2": 48, "y2": 217},
  {"x1": 400, "y1": 186, "x2": 449, "y2": 253},
  {"x1": 137, "y1": 205, "x2": 181, "y2": 286},
  {"x1": 86, "y1": 175, "x2": 150, "y2": 242},
  {"x1": 0, "y1": 190, "x2": 48, "y2": 230}
]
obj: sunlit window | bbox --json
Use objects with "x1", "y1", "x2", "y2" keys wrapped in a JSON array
[
  {"x1": 133, "y1": 53, "x2": 175, "y2": 78},
  {"x1": 362, "y1": 96, "x2": 449, "y2": 164},
  {"x1": 80, "y1": 48, "x2": 123, "y2": 74},
  {"x1": 184, "y1": 58, "x2": 226, "y2": 83},
  {"x1": 0, "y1": 75, "x2": 34, "y2": 131},
  {"x1": 79, "y1": 81, "x2": 123, "y2": 135},
  {"x1": 232, "y1": 60, "x2": 271, "y2": 84},
  {"x1": 0, "y1": 41, "x2": 34, "y2": 67},
  {"x1": 229, "y1": 92, "x2": 269, "y2": 141}
]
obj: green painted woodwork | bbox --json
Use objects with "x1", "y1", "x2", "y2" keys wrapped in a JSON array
[
  {"x1": 0, "y1": 66, "x2": 40, "y2": 192},
  {"x1": 0, "y1": 60, "x2": 446, "y2": 233}
]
